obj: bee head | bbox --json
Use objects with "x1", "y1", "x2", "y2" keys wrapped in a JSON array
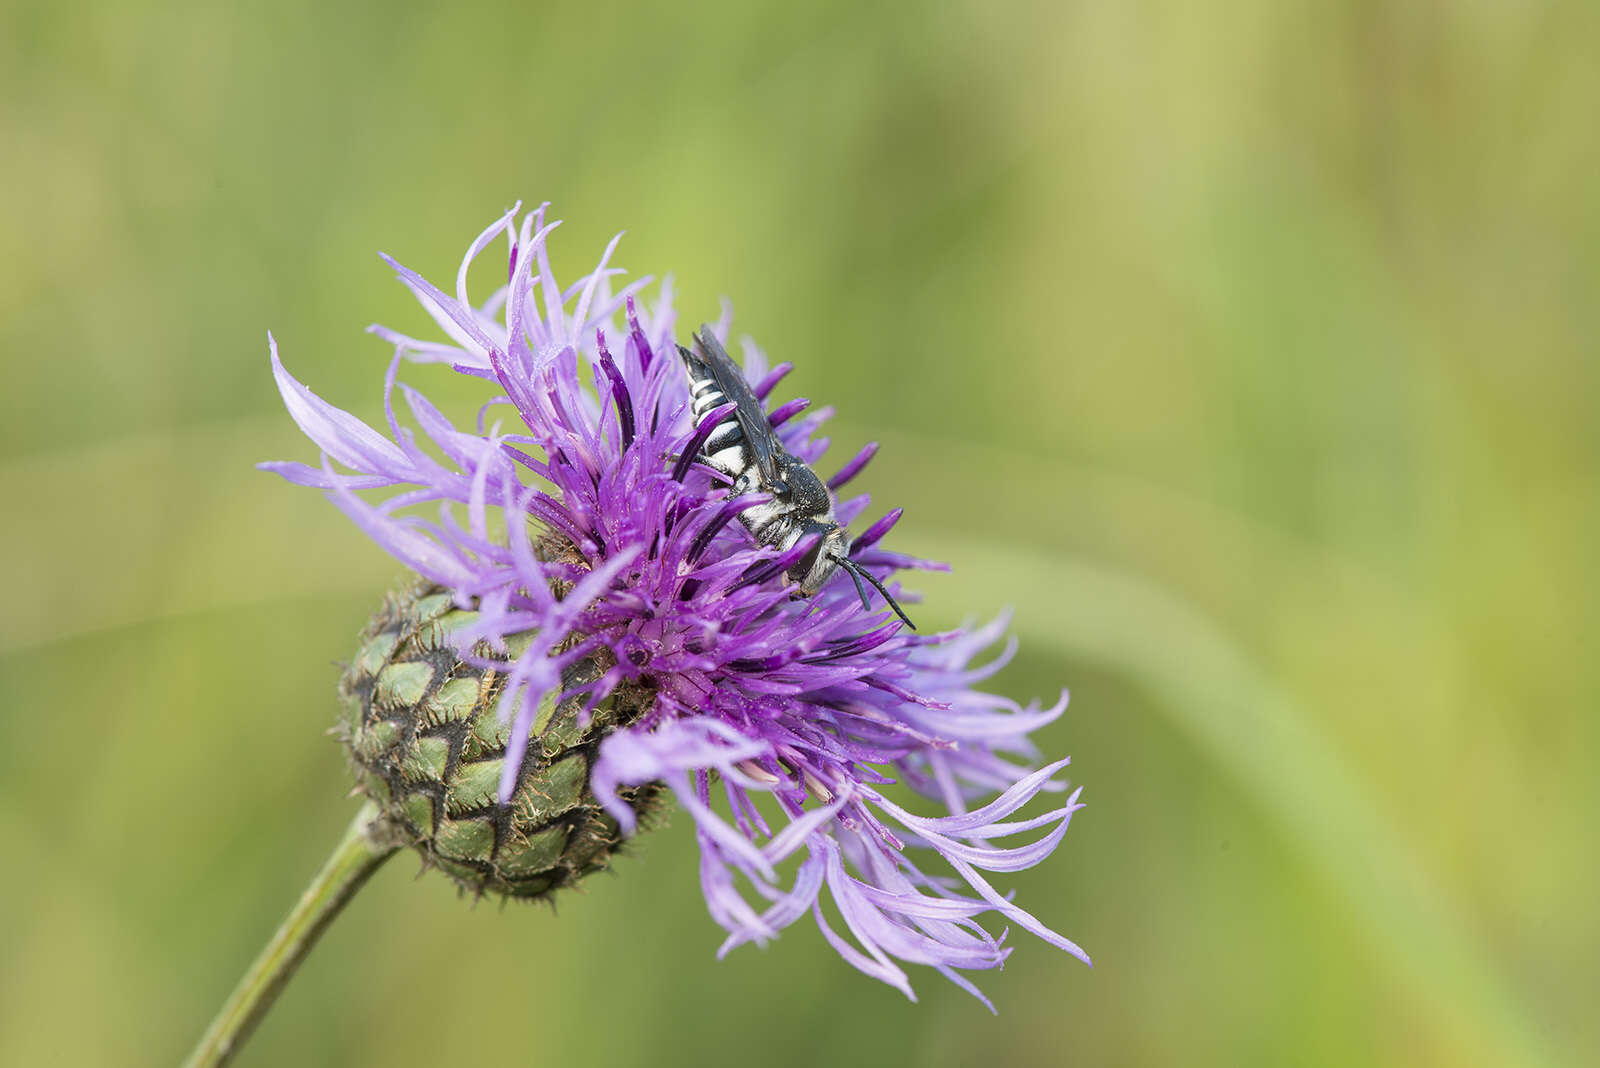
[{"x1": 787, "y1": 522, "x2": 849, "y2": 596}]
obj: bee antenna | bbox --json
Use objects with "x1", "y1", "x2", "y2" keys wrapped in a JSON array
[
  {"x1": 840, "y1": 558, "x2": 873, "y2": 612},
  {"x1": 836, "y1": 556, "x2": 916, "y2": 630}
]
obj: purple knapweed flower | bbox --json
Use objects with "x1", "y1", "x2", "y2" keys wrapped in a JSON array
[{"x1": 262, "y1": 203, "x2": 1089, "y2": 1006}]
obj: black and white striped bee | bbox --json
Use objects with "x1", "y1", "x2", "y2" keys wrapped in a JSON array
[{"x1": 677, "y1": 324, "x2": 914, "y2": 629}]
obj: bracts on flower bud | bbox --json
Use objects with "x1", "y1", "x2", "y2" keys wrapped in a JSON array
[{"x1": 337, "y1": 581, "x2": 664, "y2": 901}]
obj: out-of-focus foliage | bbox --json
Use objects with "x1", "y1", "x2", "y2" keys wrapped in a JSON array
[{"x1": 1, "y1": 2, "x2": 1594, "y2": 1065}]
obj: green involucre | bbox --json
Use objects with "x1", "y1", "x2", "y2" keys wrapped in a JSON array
[{"x1": 338, "y1": 584, "x2": 663, "y2": 901}]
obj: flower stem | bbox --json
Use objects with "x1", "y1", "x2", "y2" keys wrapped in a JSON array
[{"x1": 181, "y1": 801, "x2": 399, "y2": 1068}]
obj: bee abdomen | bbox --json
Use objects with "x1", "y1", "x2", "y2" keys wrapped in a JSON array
[{"x1": 688, "y1": 379, "x2": 752, "y2": 477}]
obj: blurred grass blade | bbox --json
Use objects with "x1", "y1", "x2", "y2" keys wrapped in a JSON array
[{"x1": 922, "y1": 535, "x2": 1562, "y2": 1068}]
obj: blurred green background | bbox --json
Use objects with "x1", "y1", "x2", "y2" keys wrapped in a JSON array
[{"x1": 2, "y1": 1, "x2": 1595, "y2": 1065}]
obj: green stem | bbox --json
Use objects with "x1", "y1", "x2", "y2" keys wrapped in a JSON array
[{"x1": 181, "y1": 802, "x2": 398, "y2": 1068}]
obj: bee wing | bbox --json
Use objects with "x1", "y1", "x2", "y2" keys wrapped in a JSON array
[{"x1": 692, "y1": 324, "x2": 782, "y2": 487}]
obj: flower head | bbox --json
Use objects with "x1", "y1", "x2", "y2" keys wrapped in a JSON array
[{"x1": 263, "y1": 203, "x2": 1089, "y2": 1006}]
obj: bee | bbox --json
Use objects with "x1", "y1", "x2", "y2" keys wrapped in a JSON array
[{"x1": 677, "y1": 324, "x2": 914, "y2": 629}]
